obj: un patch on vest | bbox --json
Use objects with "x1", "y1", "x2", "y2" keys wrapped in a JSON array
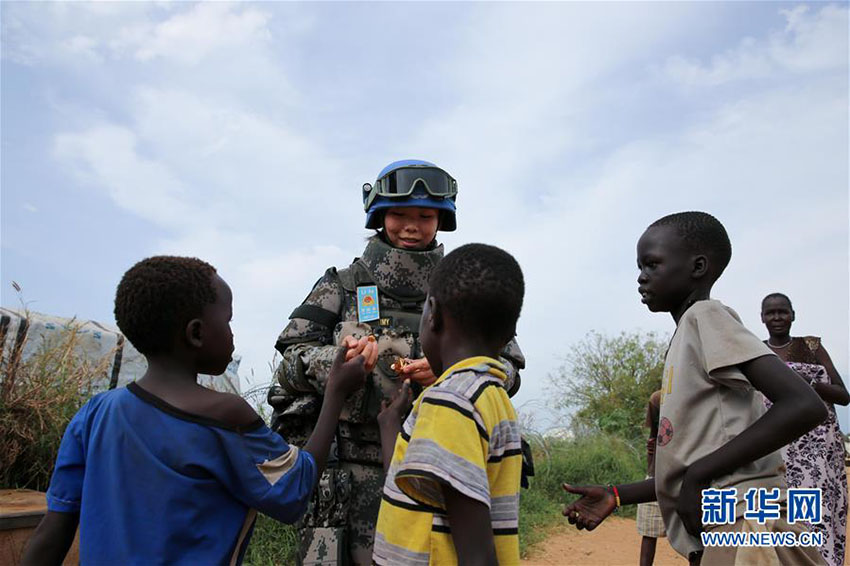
[{"x1": 356, "y1": 285, "x2": 380, "y2": 323}]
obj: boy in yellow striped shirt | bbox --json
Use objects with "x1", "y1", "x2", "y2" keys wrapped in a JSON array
[{"x1": 373, "y1": 243, "x2": 525, "y2": 566}]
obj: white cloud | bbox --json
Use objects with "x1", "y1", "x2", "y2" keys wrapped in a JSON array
[
  {"x1": 53, "y1": 125, "x2": 191, "y2": 229},
  {"x1": 402, "y1": 3, "x2": 707, "y2": 234},
  {"x1": 1, "y1": 2, "x2": 150, "y2": 65},
  {"x1": 2, "y1": 3, "x2": 276, "y2": 67},
  {"x1": 777, "y1": 5, "x2": 848, "y2": 72},
  {"x1": 661, "y1": 4, "x2": 848, "y2": 86},
  {"x1": 51, "y1": 84, "x2": 360, "y2": 240},
  {"x1": 60, "y1": 35, "x2": 103, "y2": 63},
  {"x1": 131, "y1": 87, "x2": 322, "y2": 197},
  {"x1": 120, "y1": 3, "x2": 272, "y2": 64},
  {"x1": 50, "y1": 85, "x2": 368, "y2": 386}
]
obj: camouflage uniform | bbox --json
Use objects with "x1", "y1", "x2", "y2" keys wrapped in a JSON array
[{"x1": 268, "y1": 234, "x2": 525, "y2": 566}]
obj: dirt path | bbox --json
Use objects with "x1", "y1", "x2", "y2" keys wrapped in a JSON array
[{"x1": 521, "y1": 516, "x2": 685, "y2": 566}]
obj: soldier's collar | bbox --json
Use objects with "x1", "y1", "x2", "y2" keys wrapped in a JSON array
[{"x1": 357, "y1": 235, "x2": 443, "y2": 299}]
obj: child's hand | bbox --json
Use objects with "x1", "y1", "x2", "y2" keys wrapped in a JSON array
[
  {"x1": 562, "y1": 484, "x2": 616, "y2": 531},
  {"x1": 400, "y1": 357, "x2": 437, "y2": 386},
  {"x1": 326, "y1": 341, "x2": 374, "y2": 399},
  {"x1": 343, "y1": 335, "x2": 378, "y2": 373},
  {"x1": 378, "y1": 380, "x2": 413, "y2": 428}
]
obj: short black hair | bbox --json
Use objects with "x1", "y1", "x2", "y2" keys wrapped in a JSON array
[
  {"x1": 429, "y1": 243, "x2": 524, "y2": 345},
  {"x1": 114, "y1": 256, "x2": 218, "y2": 356},
  {"x1": 649, "y1": 211, "x2": 732, "y2": 278},
  {"x1": 762, "y1": 292, "x2": 793, "y2": 310}
]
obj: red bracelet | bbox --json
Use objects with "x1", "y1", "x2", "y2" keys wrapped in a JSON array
[{"x1": 607, "y1": 484, "x2": 621, "y2": 510}]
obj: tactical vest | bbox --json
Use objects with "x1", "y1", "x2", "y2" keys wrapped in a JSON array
[
  {"x1": 292, "y1": 235, "x2": 443, "y2": 466},
  {"x1": 337, "y1": 262, "x2": 422, "y2": 398}
]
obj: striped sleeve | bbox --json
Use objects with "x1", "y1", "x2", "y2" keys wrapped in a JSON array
[{"x1": 395, "y1": 385, "x2": 491, "y2": 509}]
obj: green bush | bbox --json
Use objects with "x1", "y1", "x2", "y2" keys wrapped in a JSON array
[{"x1": 549, "y1": 330, "x2": 666, "y2": 448}]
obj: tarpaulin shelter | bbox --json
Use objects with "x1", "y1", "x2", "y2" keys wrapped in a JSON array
[{"x1": 0, "y1": 307, "x2": 240, "y2": 394}]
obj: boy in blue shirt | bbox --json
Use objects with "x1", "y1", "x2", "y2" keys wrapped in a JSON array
[{"x1": 22, "y1": 256, "x2": 375, "y2": 566}]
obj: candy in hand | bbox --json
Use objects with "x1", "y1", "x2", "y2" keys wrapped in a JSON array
[{"x1": 390, "y1": 357, "x2": 408, "y2": 373}]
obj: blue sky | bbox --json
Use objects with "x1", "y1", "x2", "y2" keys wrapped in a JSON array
[{"x1": 2, "y1": 2, "x2": 848, "y2": 431}]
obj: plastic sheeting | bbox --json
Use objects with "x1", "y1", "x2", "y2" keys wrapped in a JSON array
[{"x1": 0, "y1": 307, "x2": 240, "y2": 394}]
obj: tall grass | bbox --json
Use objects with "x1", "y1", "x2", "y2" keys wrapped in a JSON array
[
  {"x1": 0, "y1": 322, "x2": 110, "y2": 491},
  {"x1": 518, "y1": 432, "x2": 646, "y2": 555},
  {"x1": 243, "y1": 515, "x2": 298, "y2": 566}
]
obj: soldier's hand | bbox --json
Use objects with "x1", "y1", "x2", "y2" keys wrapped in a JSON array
[
  {"x1": 400, "y1": 358, "x2": 437, "y2": 386},
  {"x1": 378, "y1": 380, "x2": 413, "y2": 427},
  {"x1": 343, "y1": 335, "x2": 378, "y2": 373},
  {"x1": 342, "y1": 335, "x2": 365, "y2": 359},
  {"x1": 327, "y1": 341, "x2": 374, "y2": 399}
]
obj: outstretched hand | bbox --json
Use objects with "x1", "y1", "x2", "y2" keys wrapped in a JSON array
[
  {"x1": 327, "y1": 340, "x2": 374, "y2": 399},
  {"x1": 562, "y1": 484, "x2": 617, "y2": 531}
]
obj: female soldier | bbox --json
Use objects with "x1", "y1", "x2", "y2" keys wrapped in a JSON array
[{"x1": 267, "y1": 160, "x2": 524, "y2": 565}]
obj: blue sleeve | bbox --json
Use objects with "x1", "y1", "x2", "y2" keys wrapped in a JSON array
[
  {"x1": 46, "y1": 405, "x2": 88, "y2": 514},
  {"x1": 215, "y1": 423, "x2": 317, "y2": 524}
]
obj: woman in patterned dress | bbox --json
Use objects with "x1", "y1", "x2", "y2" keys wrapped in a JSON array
[{"x1": 762, "y1": 292, "x2": 849, "y2": 566}]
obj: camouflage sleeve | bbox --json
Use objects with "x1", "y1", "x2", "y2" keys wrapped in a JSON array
[
  {"x1": 273, "y1": 268, "x2": 345, "y2": 396},
  {"x1": 499, "y1": 336, "x2": 525, "y2": 397}
]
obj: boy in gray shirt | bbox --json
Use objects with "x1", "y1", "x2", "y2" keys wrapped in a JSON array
[{"x1": 564, "y1": 212, "x2": 826, "y2": 565}]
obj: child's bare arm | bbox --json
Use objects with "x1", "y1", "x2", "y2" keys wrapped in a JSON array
[
  {"x1": 677, "y1": 354, "x2": 826, "y2": 536},
  {"x1": 377, "y1": 381, "x2": 412, "y2": 472},
  {"x1": 813, "y1": 344, "x2": 850, "y2": 405},
  {"x1": 20, "y1": 510, "x2": 79, "y2": 566},
  {"x1": 303, "y1": 341, "x2": 373, "y2": 479},
  {"x1": 562, "y1": 478, "x2": 655, "y2": 530},
  {"x1": 443, "y1": 486, "x2": 498, "y2": 566}
]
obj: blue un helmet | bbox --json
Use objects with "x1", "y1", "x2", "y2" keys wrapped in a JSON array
[{"x1": 362, "y1": 159, "x2": 458, "y2": 231}]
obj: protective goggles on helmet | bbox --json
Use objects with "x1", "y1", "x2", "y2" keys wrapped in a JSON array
[{"x1": 363, "y1": 166, "x2": 458, "y2": 211}]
